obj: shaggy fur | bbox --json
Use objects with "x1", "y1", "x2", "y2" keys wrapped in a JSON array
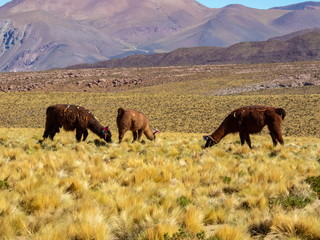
[
  {"x1": 43, "y1": 104, "x2": 112, "y2": 143},
  {"x1": 204, "y1": 105, "x2": 286, "y2": 148},
  {"x1": 117, "y1": 108, "x2": 160, "y2": 143}
]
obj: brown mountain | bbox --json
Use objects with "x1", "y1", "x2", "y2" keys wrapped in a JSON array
[
  {"x1": 1, "y1": 0, "x2": 320, "y2": 72},
  {"x1": 271, "y1": 1, "x2": 320, "y2": 10},
  {"x1": 66, "y1": 31, "x2": 320, "y2": 69},
  {"x1": 0, "y1": 0, "x2": 211, "y2": 71}
]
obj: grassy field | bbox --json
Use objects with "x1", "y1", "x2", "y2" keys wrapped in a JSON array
[
  {"x1": 0, "y1": 128, "x2": 320, "y2": 239},
  {"x1": 1, "y1": 62, "x2": 320, "y2": 239},
  {"x1": 0, "y1": 91, "x2": 319, "y2": 137}
]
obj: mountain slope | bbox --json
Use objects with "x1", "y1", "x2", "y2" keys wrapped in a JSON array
[
  {"x1": 145, "y1": 5, "x2": 288, "y2": 51},
  {"x1": 271, "y1": 1, "x2": 320, "y2": 10},
  {"x1": 0, "y1": 0, "x2": 211, "y2": 72},
  {"x1": 66, "y1": 31, "x2": 320, "y2": 69},
  {"x1": 1, "y1": 0, "x2": 320, "y2": 72}
]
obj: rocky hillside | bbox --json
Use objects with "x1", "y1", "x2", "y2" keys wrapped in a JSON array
[
  {"x1": 66, "y1": 31, "x2": 320, "y2": 69},
  {"x1": 1, "y1": 0, "x2": 320, "y2": 72}
]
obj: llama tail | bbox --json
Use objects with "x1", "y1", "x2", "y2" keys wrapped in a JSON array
[
  {"x1": 46, "y1": 106, "x2": 55, "y2": 115},
  {"x1": 275, "y1": 108, "x2": 286, "y2": 120},
  {"x1": 117, "y1": 107, "x2": 125, "y2": 117}
]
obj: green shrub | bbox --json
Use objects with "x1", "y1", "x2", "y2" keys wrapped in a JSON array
[
  {"x1": 0, "y1": 180, "x2": 10, "y2": 189},
  {"x1": 220, "y1": 176, "x2": 231, "y2": 184},
  {"x1": 164, "y1": 228, "x2": 189, "y2": 240},
  {"x1": 177, "y1": 196, "x2": 192, "y2": 208},
  {"x1": 164, "y1": 229, "x2": 220, "y2": 240},
  {"x1": 269, "y1": 194, "x2": 314, "y2": 209},
  {"x1": 306, "y1": 176, "x2": 320, "y2": 198}
]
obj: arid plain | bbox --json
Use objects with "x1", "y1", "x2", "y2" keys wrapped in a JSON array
[{"x1": 0, "y1": 61, "x2": 320, "y2": 239}]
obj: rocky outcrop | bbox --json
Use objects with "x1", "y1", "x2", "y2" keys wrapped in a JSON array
[{"x1": 214, "y1": 74, "x2": 320, "y2": 96}]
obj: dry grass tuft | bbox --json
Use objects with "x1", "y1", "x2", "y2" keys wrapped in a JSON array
[
  {"x1": 0, "y1": 129, "x2": 320, "y2": 239},
  {"x1": 215, "y1": 225, "x2": 248, "y2": 240}
]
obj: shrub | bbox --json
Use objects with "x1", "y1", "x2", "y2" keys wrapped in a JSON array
[
  {"x1": 305, "y1": 176, "x2": 320, "y2": 198},
  {"x1": 220, "y1": 176, "x2": 231, "y2": 184},
  {"x1": 177, "y1": 196, "x2": 192, "y2": 208},
  {"x1": 269, "y1": 194, "x2": 314, "y2": 210},
  {"x1": 0, "y1": 180, "x2": 9, "y2": 189},
  {"x1": 164, "y1": 229, "x2": 220, "y2": 240}
]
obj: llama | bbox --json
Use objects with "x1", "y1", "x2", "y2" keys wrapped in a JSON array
[
  {"x1": 203, "y1": 105, "x2": 286, "y2": 148},
  {"x1": 117, "y1": 108, "x2": 160, "y2": 143},
  {"x1": 42, "y1": 104, "x2": 112, "y2": 143}
]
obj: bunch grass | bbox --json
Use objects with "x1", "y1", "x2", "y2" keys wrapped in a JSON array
[{"x1": 0, "y1": 128, "x2": 320, "y2": 239}]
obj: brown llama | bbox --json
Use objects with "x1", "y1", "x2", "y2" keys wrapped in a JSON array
[
  {"x1": 117, "y1": 108, "x2": 160, "y2": 143},
  {"x1": 203, "y1": 105, "x2": 286, "y2": 148},
  {"x1": 42, "y1": 104, "x2": 112, "y2": 143}
]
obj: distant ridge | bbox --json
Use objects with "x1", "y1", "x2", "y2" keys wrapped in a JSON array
[
  {"x1": 271, "y1": 1, "x2": 320, "y2": 10},
  {"x1": 66, "y1": 30, "x2": 320, "y2": 69},
  {"x1": 1, "y1": 0, "x2": 320, "y2": 71}
]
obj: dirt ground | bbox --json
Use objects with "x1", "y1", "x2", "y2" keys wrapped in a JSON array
[{"x1": 1, "y1": 62, "x2": 320, "y2": 94}]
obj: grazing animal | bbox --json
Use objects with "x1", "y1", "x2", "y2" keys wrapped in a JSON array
[
  {"x1": 43, "y1": 104, "x2": 112, "y2": 143},
  {"x1": 117, "y1": 108, "x2": 160, "y2": 143},
  {"x1": 204, "y1": 105, "x2": 286, "y2": 148}
]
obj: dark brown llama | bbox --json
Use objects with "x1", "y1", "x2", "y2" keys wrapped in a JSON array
[
  {"x1": 204, "y1": 105, "x2": 286, "y2": 148},
  {"x1": 43, "y1": 104, "x2": 112, "y2": 143},
  {"x1": 117, "y1": 108, "x2": 160, "y2": 143}
]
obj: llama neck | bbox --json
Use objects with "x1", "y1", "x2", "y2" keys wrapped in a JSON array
[
  {"x1": 88, "y1": 117, "x2": 104, "y2": 138},
  {"x1": 144, "y1": 129, "x2": 155, "y2": 141},
  {"x1": 212, "y1": 123, "x2": 229, "y2": 143}
]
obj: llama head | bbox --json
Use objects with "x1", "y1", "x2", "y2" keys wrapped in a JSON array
[
  {"x1": 203, "y1": 134, "x2": 216, "y2": 148},
  {"x1": 152, "y1": 129, "x2": 160, "y2": 141},
  {"x1": 102, "y1": 126, "x2": 112, "y2": 143}
]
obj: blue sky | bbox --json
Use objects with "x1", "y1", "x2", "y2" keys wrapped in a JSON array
[
  {"x1": 0, "y1": 0, "x2": 7, "y2": 7},
  {"x1": 0, "y1": 0, "x2": 309, "y2": 9},
  {"x1": 197, "y1": 0, "x2": 309, "y2": 9}
]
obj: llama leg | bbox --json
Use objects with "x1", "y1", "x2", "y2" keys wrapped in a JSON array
[
  {"x1": 132, "y1": 131, "x2": 138, "y2": 142},
  {"x1": 268, "y1": 124, "x2": 284, "y2": 146},
  {"x1": 49, "y1": 132, "x2": 55, "y2": 140},
  {"x1": 269, "y1": 132, "x2": 278, "y2": 146},
  {"x1": 138, "y1": 130, "x2": 144, "y2": 142},
  {"x1": 118, "y1": 129, "x2": 126, "y2": 143},
  {"x1": 48, "y1": 124, "x2": 61, "y2": 140},
  {"x1": 82, "y1": 129, "x2": 89, "y2": 141},
  {"x1": 277, "y1": 132, "x2": 284, "y2": 145},
  {"x1": 273, "y1": 129, "x2": 284, "y2": 145},
  {"x1": 43, "y1": 121, "x2": 57, "y2": 139},
  {"x1": 76, "y1": 128, "x2": 83, "y2": 142},
  {"x1": 245, "y1": 133, "x2": 252, "y2": 149},
  {"x1": 49, "y1": 129, "x2": 58, "y2": 140},
  {"x1": 43, "y1": 129, "x2": 50, "y2": 139},
  {"x1": 239, "y1": 131, "x2": 246, "y2": 145}
]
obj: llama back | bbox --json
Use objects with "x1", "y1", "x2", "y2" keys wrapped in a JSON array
[{"x1": 275, "y1": 108, "x2": 286, "y2": 120}]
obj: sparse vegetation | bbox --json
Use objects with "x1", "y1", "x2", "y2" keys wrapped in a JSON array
[
  {"x1": 0, "y1": 61, "x2": 320, "y2": 239},
  {"x1": 1, "y1": 61, "x2": 320, "y2": 137},
  {"x1": 0, "y1": 129, "x2": 320, "y2": 239}
]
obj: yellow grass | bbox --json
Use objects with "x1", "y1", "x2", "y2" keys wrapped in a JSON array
[
  {"x1": 0, "y1": 128, "x2": 320, "y2": 239},
  {"x1": 0, "y1": 91, "x2": 320, "y2": 137}
]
